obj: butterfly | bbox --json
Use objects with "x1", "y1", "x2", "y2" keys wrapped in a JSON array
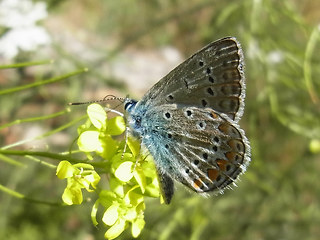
[{"x1": 123, "y1": 37, "x2": 251, "y2": 204}]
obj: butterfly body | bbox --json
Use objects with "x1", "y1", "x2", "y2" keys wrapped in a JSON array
[{"x1": 124, "y1": 37, "x2": 250, "y2": 204}]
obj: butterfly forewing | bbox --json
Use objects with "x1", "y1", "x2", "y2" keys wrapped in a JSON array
[{"x1": 137, "y1": 37, "x2": 246, "y2": 122}]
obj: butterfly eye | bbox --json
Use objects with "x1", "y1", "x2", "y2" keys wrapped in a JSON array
[{"x1": 124, "y1": 99, "x2": 137, "y2": 111}]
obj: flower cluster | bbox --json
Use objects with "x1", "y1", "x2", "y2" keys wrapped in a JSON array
[{"x1": 56, "y1": 104, "x2": 160, "y2": 239}]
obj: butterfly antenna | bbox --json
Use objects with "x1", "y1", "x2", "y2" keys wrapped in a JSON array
[
  {"x1": 69, "y1": 95, "x2": 125, "y2": 106},
  {"x1": 103, "y1": 94, "x2": 125, "y2": 103}
]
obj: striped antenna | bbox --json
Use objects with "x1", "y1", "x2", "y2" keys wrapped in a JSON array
[{"x1": 69, "y1": 95, "x2": 125, "y2": 106}]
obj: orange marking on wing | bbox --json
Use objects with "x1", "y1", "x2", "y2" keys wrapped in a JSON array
[
  {"x1": 228, "y1": 140, "x2": 244, "y2": 153},
  {"x1": 218, "y1": 123, "x2": 229, "y2": 134},
  {"x1": 226, "y1": 152, "x2": 243, "y2": 164},
  {"x1": 207, "y1": 168, "x2": 219, "y2": 181},
  {"x1": 210, "y1": 111, "x2": 218, "y2": 119},
  {"x1": 219, "y1": 123, "x2": 241, "y2": 138},
  {"x1": 193, "y1": 179, "x2": 203, "y2": 190},
  {"x1": 225, "y1": 152, "x2": 236, "y2": 161},
  {"x1": 217, "y1": 159, "x2": 229, "y2": 171}
]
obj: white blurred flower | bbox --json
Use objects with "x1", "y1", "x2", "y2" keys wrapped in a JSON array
[
  {"x1": 0, "y1": 0, "x2": 51, "y2": 59},
  {"x1": 267, "y1": 50, "x2": 284, "y2": 64},
  {"x1": 247, "y1": 39, "x2": 261, "y2": 60}
]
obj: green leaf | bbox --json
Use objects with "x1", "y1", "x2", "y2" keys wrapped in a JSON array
[
  {"x1": 87, "y1": 103, "x2": 107, "y2": 130},
  {"x1": 56, "y1": 161, "x2": 76, "y2": 179},
  {"x1": 104, "y1": 218, "x2": 126, "y2": 240},
  {"x1": 107, "y1": 116, "x2": 126, "y2": 135},
  {"x1": 78, "y1": 131, "x2": 103, "y2": 152}
]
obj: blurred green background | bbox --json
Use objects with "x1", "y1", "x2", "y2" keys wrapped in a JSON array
[{"x1": 0, "y1": 0, "x2": 319, "y2": 239}]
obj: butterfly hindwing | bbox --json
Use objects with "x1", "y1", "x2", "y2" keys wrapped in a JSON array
[
  {"x1": 139, "y1": 104, "x2": 250, "y2": 196},
  {"x1": 157, "y1": 170, "x2": 174, "y2": 204}
]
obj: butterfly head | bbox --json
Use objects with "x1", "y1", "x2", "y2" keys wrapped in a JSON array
[{"x1": 124, "y1": 98, "x2": 146, "y2": 137}]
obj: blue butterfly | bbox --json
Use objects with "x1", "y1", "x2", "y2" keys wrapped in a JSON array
[{"x1": 124, "y1": 37, "x2": 251, "y2": 204}]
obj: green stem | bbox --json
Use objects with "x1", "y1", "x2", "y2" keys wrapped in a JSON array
[
  {"x1": 0, "y1": 183, "x2": 64, "y2": 206},
  {"x1": 1, "y1": 115, "x2": 87, "y2": 149},
  {"x1": 40, "y1": 114, "x2": 87, "y2": 138},
  {"x1": 0, "y1": 149, "x2": 84, "y2": 163},
  {"x1": 0, "y1": 68, "x2": 88, "y2": 95},
  {"x1": 304, "y1": 26, "x2": 319, "y2": 104},
  {"x1": 0, "y1": 154, "x2": 25, "y2": 167},
  {"x1": 0, "y1": 183, "x2": 24, "y2": 199},
  {"x1": 0, "y1": 59, "x2": 54, "y2": 69},
  {"x1": 0, "y1": 149, "x2": 108, "y2": 168},
  {"x1": 0, "y1": 109, "x2": 70, "y2": 130}
]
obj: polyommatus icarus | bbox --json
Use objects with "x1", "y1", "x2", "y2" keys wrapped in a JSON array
[{"x1": 124, "y1": 37, "x2": 251, "y2": 204}]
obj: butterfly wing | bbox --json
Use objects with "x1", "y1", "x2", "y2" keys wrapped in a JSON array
[
  {"x1": 126, "y1": 37, "x2": 250, "y2": 204},
  {"x1": 157, "y1": 171, "x2": 174, "y2": 204},
  {"x1": 137, "y1": 37, "x2": 246, "y2": 122},
  {"x1": 139, "y1": 104, "x2": 250, "y2": 202}
]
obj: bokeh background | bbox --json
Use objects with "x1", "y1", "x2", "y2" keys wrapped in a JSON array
[{"x1": 0, "y1": 0, "x2": 320, "y2": 239}]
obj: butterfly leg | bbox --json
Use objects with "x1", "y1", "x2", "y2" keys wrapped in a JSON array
[{"x1": 104, "y1": 107, "x2": 124, "y2": 117}]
